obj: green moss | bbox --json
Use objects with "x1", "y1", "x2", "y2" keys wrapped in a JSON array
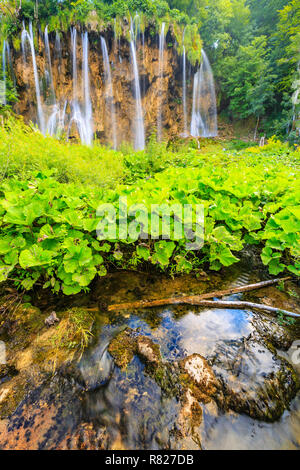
[
  {"x1": 50, "y1": 308, "x2": 94, "y2": 356},
  {"x1": 108, "y1": 328, "x2": 137, "y2": 370}
]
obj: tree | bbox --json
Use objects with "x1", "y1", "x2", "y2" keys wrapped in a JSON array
[{"x1": 222, "y1": 36, "x2": 275, "y2": 126}]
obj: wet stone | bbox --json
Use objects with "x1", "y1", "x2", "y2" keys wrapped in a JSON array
[
  {"x1": 179, "y1": 354, "x2": 221, "y2": 405},
  {"x1": 251, "y1": 313, "x2": 296, "y2": 351},
  {"x1": 210, "y1": 336, "x2": 299, "y2": 422},
  {"x1": 136, "y1": 336, "x2": 161, "y2": 365}
]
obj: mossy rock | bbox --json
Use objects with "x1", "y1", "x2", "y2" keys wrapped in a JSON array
[
  {"x1": 179, "y1": 354, "x2": 221, "y2": 405},
  {"x1": 108, "y1": 328, "x2": 163, "y2": 371},
  {"x1": 108, "y1": 328, "x2": 137, "y2": 370},
  {"x1": 210, "y1": 338, "x2": 299, "y2": 422}
]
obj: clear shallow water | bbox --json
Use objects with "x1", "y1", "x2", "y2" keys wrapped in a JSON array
[
  {"x1": 1, "y1": 269, "x2": 299, "y2": 450},
  {"x1": 75, "y1": 272, "x2": 300, "y2": 449}
]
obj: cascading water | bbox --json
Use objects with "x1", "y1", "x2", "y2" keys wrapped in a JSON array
[
  {"x1": 68, "y1": 28, "x2": 93, "y2": 145},
  {"x1": 71, "y1": 27, "x2": 78, "y2": 103},
  {"x1": 2, "y1": 40, "x2": 7, "y2": 106},
  {"x1": 82, "y1": 32, "x2": 93, "y2": 145},
  {"x1": 101, "y1": 37, "x2": 117, "y2": 150},
  {"x1": 291, "y1": 61, "x2": 300, "y2": 137},
  {"x1": 47, "y1": 100, "x2": 67, "y2": 136},
  {"x1": 6, "y1": 42, "x2": 15, "y2": 88},
  {"x1": 157, "y1": 22, "x2": 166, "y2": 142},
  {"x1": 21, "y1": 22, "x2": 28, "y2": 62},
  {"x1": 142, "y1": 31, "x2": 146, "y2": 96},
  {"x1": 55, "y1": 31, "x2": 62, "y2": 72},
  {"x1": 190, "y1": 49, "x2": 217, "y2": 138},
  {"x1": 44, "y1": 26, "x2": 55, "y2": 102},
  {"x1": 15, "y1": 23, "x2": 218, "y2": 147},
  {"x1": 129, "y1": 19, "x2": 145, "y2": 150},
  {"x1": 182, "y1": 31, "x2": 188, "y2": 136},
  {"x1": 22, "y1": 22, "x2": 46, "y2": 134}
]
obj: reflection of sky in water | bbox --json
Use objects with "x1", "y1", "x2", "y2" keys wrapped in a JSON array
[
  {"x1": 201, "y1": 396, "x2": 300, "y2": 450},
  {"x1": 77, "y1": 300, "x2": 299, "y2": 450},
  {"x1": 176, "y1": 307, "x2": 253, "y2": 358}
]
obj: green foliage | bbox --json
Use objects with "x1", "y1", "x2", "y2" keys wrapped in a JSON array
[
  {"x1": 221, "y1": 36, "x2": 275, "y2": 119},
  {"x1": 0, "y1": 117, "x2": 124, "y2": 187},
  {"x1": 0, "y1": 126, "x2": 299, "y2": 296},
  {"x1": 183, "y1": 24, "x2": 203, "y2": 66}
]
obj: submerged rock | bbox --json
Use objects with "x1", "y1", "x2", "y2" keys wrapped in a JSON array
[
  {"x1": 108, "y1": 328, "x2": 162, "y2": 370},
  {"x1": 107, "y1": 329, "x2": 137, "y2": 370},
  {"x1": 136, "y1": 336, "x2": 161, "y2": 365},
  {"x1": 210, "y1": 337, "x2": 299, "y2": 422},
  {"x1": 180, "y1": 354, "x2": 221, "y2": 404},
  {"x1": 177, "y1": 389, "x2": 203, "y2": 444},
  {"x1": 251, "y1": 313, "x2": 295, "y2": 351}
]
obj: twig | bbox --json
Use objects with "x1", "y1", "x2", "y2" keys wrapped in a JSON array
[
  {"x1": 190, "y1": 300, "x2": 300, "y2": 318},
  {"x1": 107, "y1": 276, "x2": 291, "y2": 312}
]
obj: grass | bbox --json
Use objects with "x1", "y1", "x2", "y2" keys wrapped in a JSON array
[
  {"x1": 0, "y1": 116, "x2": 125, "y2": 188},
  {"x1": 51, "y1": 308, "x2": 94, "y2": 364}
]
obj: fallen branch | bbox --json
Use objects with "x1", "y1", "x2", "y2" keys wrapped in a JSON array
[
  {"x1": 186, "y1": 300, "x2": 300, "y2": 319},
  {"x1": 108, "y1": 276, "x2": 291, "y2": 312}
]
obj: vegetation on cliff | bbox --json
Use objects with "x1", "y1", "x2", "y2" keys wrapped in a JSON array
[{"x1": 1, "y1": 0, "x2": 299, "y2": 136}]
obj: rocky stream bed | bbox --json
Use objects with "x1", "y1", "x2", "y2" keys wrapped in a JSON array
[{"x1": 0, "y1": 265, "x2": 299, "y2": 450}]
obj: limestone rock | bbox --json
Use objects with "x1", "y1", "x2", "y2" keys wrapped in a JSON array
[
  {"x1": 210, "y1": 337, "x2": 299, "y2": 422},
  {"x1": 45, "y1": 312, "x2": 60, "y2": 327},
  {"x1": 180, "y1": 354, "x2": 220, "y2": 404},
  {"x1": 136, "y1": 336, "x2": 161, "y2": 365}
]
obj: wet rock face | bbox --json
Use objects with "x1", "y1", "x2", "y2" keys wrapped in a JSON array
[
  {"x1": 13, "y1": 28, "x2": 187, "y2": 145},
  {"x1": 1, "y1": 271, "x2": 299, "y2": 450},
  {"x1": 0, "y1": 365, "x2": 18, "y2": 386},
  {"x1": 210, "y1": 337, "x2": 299, "y2": 422},
  {"x1": 107, "y1": 325, "x2": 299, "y2": 426},
  {"x1": 251, "y1": 314, "x2": 295, "y2": 351}
]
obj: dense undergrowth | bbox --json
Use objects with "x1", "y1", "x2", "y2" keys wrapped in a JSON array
[{"x1": 0, "y1": 119, "x2": 299, "y2": 296}]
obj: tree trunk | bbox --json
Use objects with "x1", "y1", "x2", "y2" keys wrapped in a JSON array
[{"x1": 254, "y1": 115, "x2": 260, "y2": 141}]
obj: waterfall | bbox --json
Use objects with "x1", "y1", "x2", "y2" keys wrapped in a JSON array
[
  {"x1": 21, "y1": 22, "x2": 28, "y2": 62},
  {"x1": 71, "y1": 28, "x2": 78, "y2": 102},
  {"x1": 129, "y1": 20, "x2": 145, "y2": 150},
  {"x1": 6, "y1": 42, "x2": 15, "y2": 88},
  {"x1": 68, "y1": 29, "x2": 93, "y2": 145},
  {"x1": 44, "y1": 26, "x2": 55, "y2": 102},
  {"x1": 182, "y1": 45, "x2": 188, "y2": 136},
  {"x1": 46, "y1": 104, "x2": 58, "y2": 135},
  {"x1": 82, "y1": 32, "x2": 93, "y2": 145},
  {"x1": 2, "y1": 40, "x2": 6, "y2": 106},
  {"x1": 182, "y1": 28, "x2": 188, "y2": 136},
  {"x1": 55, "y1": 31, "x2": 62, "y2": 73},
  {"x1": 291, "y1": 61, "x2": 300, "y2": 136},
  {"x1": 47, "y1": 100, "x2": 67, "y2": 136},
  {"x1": 101, "y1": 37, "x2": 117, "y2": 149},
  {"x1": 22, "y1": 23, "x2": 46, "y2": 134},
  {"x1": 157, "y1": 22, "x2": 166, "y2": 142},
  {"x1": 142, "y1": 31, "x2": 146, "y2": 95},
  {"x1": 190, "y1": 49, "x2": 217, "y2": 138}
]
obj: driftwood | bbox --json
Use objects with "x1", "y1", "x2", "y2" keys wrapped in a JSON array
[
  {"x1": 108, "y1": 276, "x2": 291, "y2": 312},
  {"x1": 181, "y1": 300, "x2": 300, "y2": 319}
]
